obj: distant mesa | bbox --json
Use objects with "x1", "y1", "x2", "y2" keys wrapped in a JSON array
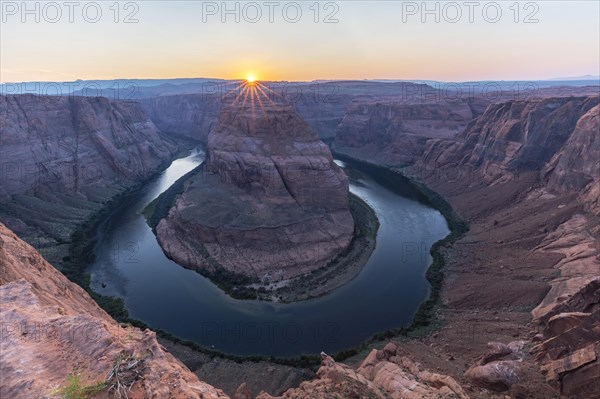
[{"x1": 153, "y1": 83, "x2": 355, "y2": 288}]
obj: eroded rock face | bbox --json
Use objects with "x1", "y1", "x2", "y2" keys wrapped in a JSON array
[
  {"x1": 257, "y1": 346, "x2": 470, "y2": 399},
  {"x1": 544, "y1": 104, "x2": 600, "y2": 216},
  {"x1": 0, "y1": 94, "x2": 176, "y2": 263},
  {"x1": 531, "y1": 272, "x2": 600, "y2": 397},
  {"x1": 455, "y1": 97, "x2": 597, "y2": 169},
  {"x1": 335, "y1": 98, "x2": 488, "y2": 165},
  {"x1": 0, "y1": 94, "x2": 175, "y2": 199},
  {"x1": 526, "y1": 213, "x2": 600, "y2": 398},
  {"x1": 0, "y1": 222, "x2": 230, "y2": 399},
  {"x1": 419, "y1": 96, "x2": 599, "y2": 186},
  {"x1": 532, "y1": 215, "x2": 600, "y2": 323},
  {"x1": 156, "y1": 88, "x2": 354, "y2": 282}
]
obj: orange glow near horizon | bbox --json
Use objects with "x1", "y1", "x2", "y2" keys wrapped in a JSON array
[{"x1": 0, "y1": 2, "x2": 598, "y2": 83}]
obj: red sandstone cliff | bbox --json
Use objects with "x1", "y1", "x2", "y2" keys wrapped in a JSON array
[{"x1": 0, "y1": 222, "x2": 230, "y2": 399}]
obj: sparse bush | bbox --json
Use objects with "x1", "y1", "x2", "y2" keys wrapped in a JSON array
[{"x1": 56, "y1": 373, "x2": 106, "y2": 399}]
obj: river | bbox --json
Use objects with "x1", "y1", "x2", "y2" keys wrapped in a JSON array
[{"x1": 88, "y1": 149, "x2": 449, "y2": 357}]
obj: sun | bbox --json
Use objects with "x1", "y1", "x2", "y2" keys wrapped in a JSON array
[{"x1": 246, "y1": 74, "x2": 256, "y2": 84}]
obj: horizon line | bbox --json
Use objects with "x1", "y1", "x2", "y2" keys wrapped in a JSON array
[{"x1": 2, "y1": 75, "x2": 600, "y2": 85}]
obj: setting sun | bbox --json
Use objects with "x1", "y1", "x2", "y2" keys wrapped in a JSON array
[{"x1": 246, "y1": 74, "x2": 256, "y2": 83}]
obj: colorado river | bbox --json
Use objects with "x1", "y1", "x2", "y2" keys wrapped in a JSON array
[{"x1": 88, "y1": 149, "x2": 449, "y2": 357}]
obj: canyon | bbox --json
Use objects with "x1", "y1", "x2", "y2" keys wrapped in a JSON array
[
  {"x1": 1, "y1": 221, "x2": 479, "y2": 399},
  {"x1": 0, "y1": 83, "x2": 598, "y2": 398},
  {"x1": 138, "y1": 81, "x2": 438, "y2": 142},
  {"x1": 336, "y1": 93, "x2": 600, "y2": 398}
]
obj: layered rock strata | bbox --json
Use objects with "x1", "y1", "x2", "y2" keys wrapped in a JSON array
[
  {"x1": 0, "y1": 94, "x2": 176, "y2": 264},
  {"x1": 155, "y1": 88, "x2": 354, "y2": 283}
]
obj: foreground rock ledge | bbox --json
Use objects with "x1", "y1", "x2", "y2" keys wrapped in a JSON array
[
  {"x1": 0, "y1": 222, "x2": 229, "y2": 399},
  {"x1": 257, "y1": 346, "x2": 471, "y2": 399},
  {"x1": 156, "y1": 86, "x2": 355, "y2": 284}
]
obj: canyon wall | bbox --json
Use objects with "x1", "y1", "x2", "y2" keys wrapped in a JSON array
[
  {"x1": 404, "y1": 95, "x2": 600, "y2": 398},
  {"x1": 419, "y1": 96, "x2": 599, "y2": 186},
  {"x1": 543, "y1": 104, "x2": 600, "y2": 215},
  {"x1": 0, "y1": 94, "x2": 177, "y2": 264},
  {"x1": 292, "y1": 81, "x2": 436, "y2": 140},
  {"x1": 333, "y1": 86, "x2": 600, "y2": 168},
  {"x1": 138, "y1": 94, "x2": 221, "y2": 143},
  {"x1": 335, "y1": 97, "x2": 489, "y2": 165}
]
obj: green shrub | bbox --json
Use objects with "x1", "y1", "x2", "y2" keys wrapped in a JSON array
[{"x1": 56, "y1": 373, "x2": 106, "y2": 399}]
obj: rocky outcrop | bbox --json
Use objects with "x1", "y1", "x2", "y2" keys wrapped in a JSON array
[
  {"x1": 544, "y1": 104, "x2": 600, "y2": 215},
  {"x1": 525, "y1": 213, "x2": 600, "y2": 397},
  {"x1": 257, "y1": 345, "x2": 470, "y2": 399},
  {"x1": 234, "y1": 383, "x2": 252, "y2": 399},
  {"x1": 155, "y1": 87, "x2": 354, "y2": 284},
  {"x1": 419, "y1": 96, "x2": 599, "y2": 185},
  {"x1": 0, "y1": 94, "x2": 176, "y2": 264},
  {"x1": 334, "y1": 97, "x2": 488, "y2": 165},
  {"x1": 532, "y1": 215, "x2": 600, "y2": 323},
  {"x1": 0, "y1": 222, "x2": 230, "y2": 399},
  {"x1": 465, "y1": 341, "x2": 526, "y2": 391},
  {"x1": 532, "y1": 311, "x2": 600, "y2": 398}
]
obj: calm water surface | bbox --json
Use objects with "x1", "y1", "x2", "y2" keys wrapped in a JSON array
[{"x1": 88, "y1": 150, "x2": 449, "y2": 357}]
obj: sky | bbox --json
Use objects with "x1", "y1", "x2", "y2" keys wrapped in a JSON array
[{"x1": 1, "y1": 1, "x2": 599, "y2": 83}]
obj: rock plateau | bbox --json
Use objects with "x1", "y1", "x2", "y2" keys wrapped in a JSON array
[{"x1": 155, "y1": 87, "x2": 354, "y2": 284}]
